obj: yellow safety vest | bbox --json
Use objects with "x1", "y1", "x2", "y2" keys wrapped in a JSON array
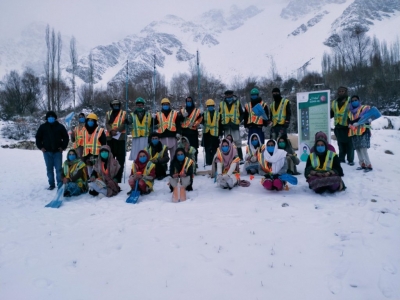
[
  {"x1": 179, "y1": 157, "x2": 194, "y2": 175},
  {"x1": 310, "y1": 150, "x2": 335, "y2": 171},
  {"x1": 131, "y1": 161, "x2": 156, "y2": 189},
  {"x1": 181, "y1": 108, "x2": 202, "y2": 130},
  {"x1": 203, "y1": 111, "x2": 219, "y2": 137},
  {"x1": 245, "y1": 103, "x2": 264, "y2": 125},
  {"x1": 270, "y1": 98, "x2": 289, "y2": 126},
  {"x1": 63, "y1": 160, "x2": 88, "y2": 191},
  {"x1": 219, "y1": 101, "x2": 241, "y2": 125},
  {"x1": 106, "y1": 110, "x2": 127, "y2": 136},
  {"x1": 156, "y1": 111, "x2": 178, "y2": 133},
  {"x1": 83, "y1": 127, "x2": 104, "y2": 156},
  {"x1": 130, "y1": 111, "x2": 152, "y2": 138},
  {"x1": 145, "y1": 145, "x2": 168, "y2": 160},
  {"x1": 348, "y1": 105, "x2": 369, "y2": 137},
  {"x1": 332, "y1": 97, "x2": 350, "y2": 126}
]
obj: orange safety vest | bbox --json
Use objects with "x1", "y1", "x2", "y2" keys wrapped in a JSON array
[
  {"x1": 83, "y1": 127, "x2": 104, "y2": 156},
  {"x1": 257, "y1": 149, "x2": 273, "y2": 174},
  {"x1": 245, "y1": 103, "x2": 264, "y2": 125},
  {"x1": 106, "y1": 110, "x2": 126, "y2": 136},
  {"x1": 348, "y1": 105, "x2": 369, "y2": 137},
  {"x1": 181, "y1": 108, "x2": 202, "y2": 130},
  {"x1": 156, "y1": 111, "x2": 178, "y2": 133},
  {"x1": 216, "y1": 148, "x2": 240, "y2": 174},
  {"x1": 73, "y1": 125, "x2": 85, "y2": 148}
]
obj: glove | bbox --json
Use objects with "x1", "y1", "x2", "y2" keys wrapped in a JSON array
[{"x1": 176, "y1": 133, "x2": 181, "y2": 139}]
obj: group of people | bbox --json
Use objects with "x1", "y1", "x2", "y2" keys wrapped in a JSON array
[{"x1": 36, "y1": 85, "x2": 375, "y2": 201}]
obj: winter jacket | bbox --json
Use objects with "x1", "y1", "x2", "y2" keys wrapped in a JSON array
[{"x1": 35, "y1": 121, "x2": 69, "y2": 152}]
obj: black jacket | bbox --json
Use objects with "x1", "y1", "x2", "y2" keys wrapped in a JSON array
[{"x1": 35, "y1": 121, "x2": 69, "y2": 152}]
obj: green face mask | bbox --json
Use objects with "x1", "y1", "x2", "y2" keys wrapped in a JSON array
[
  {"x1": 278, "y1": 142, "x2": 286, "y2": 149},
  {"x1": 100, "y1": 151, "x2": 109, "y2": 159},
  {"x1": 136, "y1": 107, "x2": 144, "y2": 112}
]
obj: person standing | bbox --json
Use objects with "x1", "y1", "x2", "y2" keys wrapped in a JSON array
[
  {"x1": 331, "y1": 86, "x2": 354, "y2": 165},
  {"x1": 35, "y1": 111, "x2": 69, "y2": 190},
  {"x1": 106, "y1": 99, "x2": 128, "y2": 182},
  {"x1": 201, "y1": 99, "x2": 220, "y2": 166},
  {"x1": 270, "y1": 88, "x2": 291, "y2": 140},
  {"x1": 219, "y1": 90, "x2": 244, "y2": 162},
  {"x1": 70, "y1": 112, "x2": 86, "y2": 158},
  {"x1": 180, "y1": 96, "x2": 203, "y2": 165},
  {"x1": 244, "y1": 88, "x2": 270, "y2": 145},
  {"x1": 128, "y1": 97, "x2": 152, "y2": 161},
  {"x1": 153, "y1": 97, "x2": 183, "y2": 160}
]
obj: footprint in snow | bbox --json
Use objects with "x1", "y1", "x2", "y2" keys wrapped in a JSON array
[
  {"x1": 33, "y1": 278, "x2": 53, "y2": 288},
  {"x1": 378, "y1": 274, "x2": 395, "y2": 298},
  {"x1": 383, "y1": 263, "x2": 397, "y2": 275},
  {"x1": 327, "y1": 261, "x2": 350, "y2": 295}
]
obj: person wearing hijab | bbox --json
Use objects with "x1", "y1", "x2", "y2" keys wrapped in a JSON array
[
  {"x1": 258, "y1": 139, "x2": 288, "y2": 191},
  {"x1": 61, "y1": 149, "x2": 88, "y2": 197},
  {"x1": 277, "y1": 134, "x2": 300, "y2": 175},
  {"x1": 305, "y1": 136, "x2": 345, "y2": 193},
  {"x1": 178, "y1": 136, "x2": 197, "y2": 174},
  {"x1": 88, "y1": 145, "x2": 121, "y2": 197},
  {"x1": 144, "y1": 132, "x2": 170, "y2": 180},
  {"x1": 215, "y1": 138, "x2": 240, "y2": 189},
  {"x1": 347, "y1": 95, "x2": 373, "y2": 172},
  {"x1": 243, "y1": 133, "x2": 264, "y2": 175},
  {"x1": 169, "y1": 147, "x2": 194, "y2": 192},
  {"x1": 310, "y1": 131, "x2": 336, "y2": 153},
  {"x1": 128, "y1": 150, "x2": 156, "y2": 195}
]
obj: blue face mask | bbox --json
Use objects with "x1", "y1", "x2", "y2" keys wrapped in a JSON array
[
  {"x1": 267, "y1": 146, "x2": 275, "y2": 153},
  {"x1": 139, "y1": 156, "x2": 147, "y2": 163},
  {"x1": 87, "y1": 120, "x2": 95, "y2": 127},
  {"x1": 151, "y1": 139, "x2": 159, "y2": 145},
  {"x1": 113, "y1": 105, "x2": 120, "y2": 110},
  {"x1": 79, "y1": 117, "x2": 85, "y2": 123},
  {"x1": 48, "y1": 117, "x2": 55, "y2": 123},
  {"x1": 100, "y1": 151, "x2": 109, "y2": 159},
  {"x1": 316, "y1": 145, "x2": 326, "y2": 153},
  {"x1": 186, "y1": 102, "x2": 192, "y2": 107},
  {"x1": 351, "y1": 101, "x2": 359, "y2": 108},
  {"x1": 162, "y1": 105, "x2": 170, "y2": 110},
  {"x1": 221, "y1": 145, "x2": 230, "y2": 153},
  {"x1": 251, "y1": 95, "x2": 258, "y2": 100},
  {"x1": 225, "y1": 97, "x2": 233, "y2": 103},
  {"x1": 177, "y1": 154, "x2": 185, "y2": 161},
  {"x1": 207, "y1": 106, "x2": 215, "y2": 112},
  {"x1": 251, "y1": 140, "x2": 259, "y2": 147},
  {"x1": 68, "y1": 154, "x2": 76, "y2": 161}
]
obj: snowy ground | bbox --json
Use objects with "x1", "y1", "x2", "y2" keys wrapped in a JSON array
[{"x1": 1, "y1": 127, "x2": 400, "y2": 300}]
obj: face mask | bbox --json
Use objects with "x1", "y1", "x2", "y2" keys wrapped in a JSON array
[
  {"x1": 278, "y1": 142, "x2": 286, "y2": 149},
  {"x1": 162, "y1": 105, "x2": 169, "y2": 110},
  {"x1": 207, "y1": 106, "x2": 215, "y2": 112},
  {"x1": 351, "y1": 101, "x2": 359, "y2": 108},
  {"x1": 139, "y1": 156, "x2": 147, "y2": 163},
  {"x1": 151, "y1": 139, "x2": 159, "y2": 145},
  {"x1": 267, "y1": 146, "x2": 275, "y2": 153},
  {"x1": 79, "y1": 117, "x2": 85, "y2": 123},
  {"x1": 303, "y1": 149, "x2": 307, "y2": 153},
  {"x1": 68, "y1": 154, "x2": 76, "y2": 161},
  {"x1": 177, "y1": 154, "x2": 185, "y2": 162},
  {"x1": 87, "y1": 120, "x2": 95, "y2": 127},
  {"x1": 251, "y1": 95, "x2": 258, "y2": 100},
  {"x1": 136, "y1": 107, "x2": 144, "y2": 112},
  {"x1": 273, "y1": 94, "x2": 281, "y2": 101},
  {"x1": 251, "y1": 140, "x2": 259, "y2": 147},
  {"x1": 100, "y1": 151, "x2": 109, "y2": 159},
  {"x1": 316, "y1": 145, "x2": 326, "y2": 153},
  {"x1": 221, "y1": 146, "x2": 229, "y2": 153},
  {"x1": 113, "y1": 105, "x2": 120, "y2": 110},
  {"x1": 225, "y1": 97, "x2": 233, "y2": 103},
  {"x1": 186, "y1": 102, "x2": 192, "y2": 107},
  {"x1": 48, "y1": 117, "x2": 55, "y2": 123}
]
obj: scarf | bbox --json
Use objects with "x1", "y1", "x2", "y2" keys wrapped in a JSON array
[
  {"x1": 248, "y1": 133, "x2": 261, "y2": 154},
  {"x1": 262, "y1": 140, "x2": 287, "y2": 174},
  {"x1": 93, "y1": 145, "x2": 120, "y2": 179},
  {"x1": 219, "y1": 139, "x2": 238, "y2": 167},
  {"x1": 134, "y1": 150, "x2": 150, "y2": 173}
]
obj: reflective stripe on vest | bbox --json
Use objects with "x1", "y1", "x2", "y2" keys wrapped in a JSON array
[
  {"x1": 157, "y1": 111, "x2": 177, "y2": 133},
  {"x1": 106, "y1": 110, "x2": 126, "y2": 136},
  {"x1": 271, "y1": 99, "x2": 289, "y2": 126},
  {"x1": 203, "y1": 111, "x2": 219, "y2": 136},
  {"x1": 145, "y1": 145, "x2": 167, "y2": 160},
  {"x1": 257, "y1": 148, "x2": 273, "y2": 173},
  {"x1": 63, "y1": 160, "x2": 88, "y2": 190},
  {"x1": 310, "y1": 150, "x2": 335, "y2": 171},
  {"x1": 131, "y1": 161, "x2": 155, "y2": 189},
  {"x1": 179, "y1": 157, "x2": 194, "y2": 175},
  {"x1": 220, "y1": 101, "x2": 240, "y2": 125},
  {"x1": 73, "y1": 125, "x2": 85, "y2": 148},
  {"x1": 245, "y1": 103, "x2": 264, "y2": 125},
  {"x1": 216, "y1": 148, "x2": 240, "y2": 173},
  {"x1": 332, "y1": 97, "x2": 350, "y2": 126},
  {"x1": 348, "y1": 105, "x2": 369, "y2": 137},
  {"x1": 83, "y1": 127, "x2": 104, "y2": 156},
  {"x1": 130, "y1": 112, "x2": 151, "y2": 138},
  {"x1": 182, "y1": 108, "x2": 202, "y2": 129}
]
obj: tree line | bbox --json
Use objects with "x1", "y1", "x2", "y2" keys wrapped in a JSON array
[{"x1": 1, "y1": 25, "x2": 399, "y2": 124}]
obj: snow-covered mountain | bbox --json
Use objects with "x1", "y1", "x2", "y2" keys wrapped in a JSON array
[{"x1": 0, "y1": 1, "x2": 399, "y2": 86}]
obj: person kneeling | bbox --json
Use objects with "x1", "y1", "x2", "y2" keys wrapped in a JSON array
[
  {"x1": 88, "y1": 145, "x2": 121, "y2": 197},
  {"x1": 258, "y1": 139, "x2": 288, "y2": 191},
  {"x1": 169, "y1": 148, "x2": 194, "y2": 193},
  {"x1": 128, "y1": 150, "x2": 155, "y2": 195},
  {"x1": 62, "y1": 149, "x2": 88, "y2": 197},
  {"x1": 215, "y1": 139, "x2": 240, "y2": 189},
  {"x1": 305, "y1": 137, "x2": 345, "y2": 193}
]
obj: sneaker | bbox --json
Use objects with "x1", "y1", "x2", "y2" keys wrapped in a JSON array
[
  {"x1": 127, "y1": 189, "x2": 133, "y2": 195},
  {"x1": 364, "y1": 167, "x2": 373, "y2": 172},
  {"x1": 47, "y1": 186, "x2": 55, "y2": 190},
  {"x1": 89, "y1": 189, "x2": 99, "y2": 196},
  {"x1": 348, "y1": 162, "x2": 355, "y2": 166},
  {"x1": 63, "y1": 191, "x2": 71, "y2": 197},
  {"x1": 239, "y1": 160, "x2": 245, "y2": 165}
]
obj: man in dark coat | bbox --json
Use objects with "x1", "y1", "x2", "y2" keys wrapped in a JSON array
[{"x1": 35, "y1": 111, "x2": 69, "y2": 190}]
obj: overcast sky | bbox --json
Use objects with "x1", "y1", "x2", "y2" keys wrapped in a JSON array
[{"x1": 0, "y1": 0, "x2": 272, "y2": 48}]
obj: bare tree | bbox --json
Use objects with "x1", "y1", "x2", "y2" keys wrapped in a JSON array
[
  {"x1": 56, "y1": 32, "x2": 62, "y2": 112},
  {"x1": 69, "y1": 36, "x2": 78, "y2": 109}
]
